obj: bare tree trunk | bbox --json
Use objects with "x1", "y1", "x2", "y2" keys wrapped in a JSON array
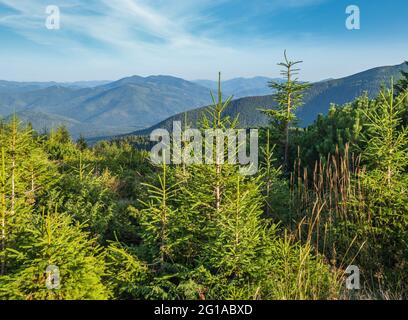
[
  {"x1": 215, "y1": 164, "x2": 221, "y2": 211},
  {"x1": 265, "y1": 130, "x2": 272, "y2": 216},
  {"x1": 284, "y1": 69, "x2": 292, "y2": 169},
  {"x1": 0, "y1": 194, "x2": 5, "y2": 275},
  {"x1": 1, "y1": 148, "x2": 7, "y2": 275},
  {"x1": 215, "y1": 72, "x2": 222, "y2": 212},
  {"x1": 159, "y1": 157, "x2": 168, "y2": 268},
  {"x1": 284, "y1": 122, "x2": 290, "y2": 168},
  {"x1": 11, "y1": 153, "x2": 15, "y2": 217}
]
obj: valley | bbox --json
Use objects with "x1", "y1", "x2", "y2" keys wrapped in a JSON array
[{"x1": 0, "y1": 62, "x2": 407, "y2": 140}]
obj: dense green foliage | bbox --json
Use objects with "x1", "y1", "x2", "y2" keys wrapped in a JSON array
[{"x1": 0, "y1": 71, "x2": 407, "y2": 299}]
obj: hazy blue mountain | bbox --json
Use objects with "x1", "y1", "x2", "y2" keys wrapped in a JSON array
[
  {"x1": 0, "y1": 80, "x2": 110, "y2": 93},
  {"x1": 0, "y1": 81, "x2": 61, "y2": 93},
  {"x1": 0, "y1": 75, "x2": 213, "y2": 138},
  {"x1": 297, "y1": 62, "x2": 408, "y2": 125},
  {"x1": 123, "y1": 62, "x2": 408, "y2": 138},
  {"x1": 194, "y1": 76, "x2": 282, "y2": 99},
  {"x1": 61, "y1": 80, "x2": 111, "y2": 88},
  {"x1": 1, "y1": 62, "x2": 406, "y2": 140},
  {"x1": 4, "y1": 110, "x2": 81, "y2": 133}
]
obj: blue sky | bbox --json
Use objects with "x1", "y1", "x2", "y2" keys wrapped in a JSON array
[{"x1": 0, "y1": 0, "x2": 407, "y2": 82}]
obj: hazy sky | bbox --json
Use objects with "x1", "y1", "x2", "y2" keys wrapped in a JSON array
[{"x1": 0, "y1": 0, "x2": 407, "y2": 82}]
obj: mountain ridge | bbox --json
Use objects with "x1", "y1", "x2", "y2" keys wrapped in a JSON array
[
  {"x1": 1, "y1": 62, "x2": 407, "y2": 139},
  {"x1": 117, "y1": 62, "x2": 408, "y2": 140},
  {"x1": 0, "y1": 75, "x2": 214, "y2": 138}
]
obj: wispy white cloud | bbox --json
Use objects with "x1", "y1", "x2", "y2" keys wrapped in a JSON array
[
  {"x1": 272, "y1": 0, "x2": 327, "y2": 8},
  {"x1": 0, "y1": 0, "x2": 405, "y2": 82},
  {"x1": 0, "y1": 0, "x2": 220, "y2": 52},
  {"x1": 0, "y1": 0, "x2": 246, "y2": 80},
  {"x1": 0, "y1": 0, "x2": 327, "y2": 52}
]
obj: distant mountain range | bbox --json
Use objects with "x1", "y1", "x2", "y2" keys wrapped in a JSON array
[
  {"x1": 0, "y1": 62, "x2": 407, "y2": 139},
  {"x1": 0, "y1": 80, "x2": 110, "y2": 93},
  {"x1": 0, "y1": 76, "x2": 214, "y2": 138},
  {"x1": 0, "y1": 75, "x2": 280, "y2": 138},
  {"x1": 123, "y1": 62, "x2": 408, "y2": 138},
  {"x1": 193, "y1": 77, "x2": 281, "y2": 99}
]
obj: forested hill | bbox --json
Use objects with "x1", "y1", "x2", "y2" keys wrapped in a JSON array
[
  {"x1": 2, "y1": 62, "x2": 406, "y2": 140},
  {"x1": 124, "y1": 62, "x2": 408, "y2": 137},
  {"x1": 0, "y1": 76, "x2": 214, "y2": 138},
  {"x1": 0, "y1": 75, "x2": 277, "y2": 138}
]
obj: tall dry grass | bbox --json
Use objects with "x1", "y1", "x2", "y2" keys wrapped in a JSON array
[{"x1": 285, "y1": 143, "x2": 382, "y2": 298}]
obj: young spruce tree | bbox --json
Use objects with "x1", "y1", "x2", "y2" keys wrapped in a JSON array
[{"x1": 260, "y1": 51, "x2": 310, "y2": 169}]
